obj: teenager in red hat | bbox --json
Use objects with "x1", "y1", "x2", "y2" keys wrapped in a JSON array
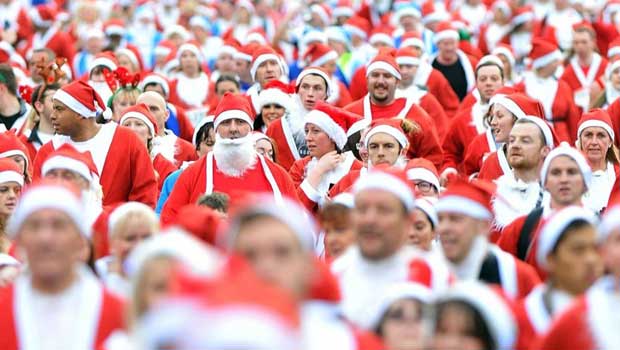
[
  {"x1": 0, "y1": 159, "x2": 23, "y2": 254},
  {"x1": 168, "y1": 42, "x2": 212, "y2": 122}
]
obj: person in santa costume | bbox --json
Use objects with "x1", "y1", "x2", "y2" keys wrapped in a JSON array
[
  {"x1": 302, "y1": 43, "x2": 353, "y2": 108},
  {"x1": 435, "y1": 178, "x2": 540, "y2": 299},
  {"x1": 410, "y1": 196, "x2": 439, "y2": 252},
  {"x1": 254, "y1": 80, "x2": 295, "y2": 133},
  {"x1": 19, "y1": 82, "x2": 58, "y2": 160},
  {"x1": 430, "y1": 21, "x2": 479, "y2": 101},
  {"x1": 406, "y1": 158, "x2": 441, "y2": 199},
  {"x1": 497, "y1": 143, "x2": 594, "y2": 278},
  {"x1": 266, "y1": 67, "x2": 330, "y2": 171},
  {"x1": 0, "y1": 130, "x2": 32, "y2": 184},
  {"x1": 535, "y1": 203, "x2": 620, "y2": 350},
  {"x1": 440, "y1": 56, "x2": 505, "y2": 183},
  {"x1": 575, "y1": 109, "x2": 620, "y2": 214},
  {"x1": 136, "y1": 92, "x2": 197, "y2": 168},
  {"x1": 477, "y1": 0, "x2": 513, "y2": 55},
  {"x1": 516, "y1": 206, "x2": 602, "y2": 350},
  {"x1": 160, "y1": 93, "x2": 298, "y2": 225},
  {"x1": 492, "y1": 44, "x2": 521, "y2": 86},
  {"x1": 85, "y1": 52, "x2": 118, "y2": 107},
  {"x1": 540, "y1": 0, "x2": 583, "y2": 53},
  {"x1": 560, "y1": 22, "x2": 608, "y2": 113},
  {"x1": 516, "y1": 38, "x2": 580, "y2": 144},
  {"x1": 246, "y1": 45, "x2": 287, "y2": 114},
  {"x1": 0, "y1": 159, "x2": 23, "y2": 254},
  {"x1": 0, "y1": 182, "x2": 125, "y2": 350},
  {"x1": 593, "y1": 58, "x2": 620, "y2": 108},
  {"x1": 331, "y1": 167, "x2": 452, "y2": 328},
  {"x1": 33, "y1": 80, "x2": 158, "y2": 208},
  {"x1": 289, "y1": 101, "x2": 362, "y2": 212},
  {"x1": 0, "y1": 64, "x2": 32, "y2": 134},
  {"x1": 344, "y1": 52, "x2": 444, "y2": 170}
]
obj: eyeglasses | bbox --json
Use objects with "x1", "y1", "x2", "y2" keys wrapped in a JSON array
[{"x1": 413, "y1": 181, "x2": 434, "y2": 192}]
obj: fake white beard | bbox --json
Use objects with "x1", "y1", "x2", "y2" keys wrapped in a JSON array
[{"x1": 213, "y1": 134, "x2": 258, "y2": 177}]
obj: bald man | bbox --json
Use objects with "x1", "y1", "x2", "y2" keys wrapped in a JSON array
[{"x1": 136, "y1": 92, "x2": 198, "y2": 167}]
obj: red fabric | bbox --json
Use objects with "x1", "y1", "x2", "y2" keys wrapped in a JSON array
[
  {"x1": 168, "y1": 78, "x2": 212, "y2": 111},
  {"x1": 422, "y1": 68, "x2": 461, "y2": 119},
  {"x1": 33, "y1": 126, "x2": 158, "y2": 208},
  {"x1": 160, "y1": 155, "x2": 299, "y2": 224},
  {"x1": 344, "y1": 97, "x2": 444, "y2": 170},
  {"x1": 462, "y1": 132, "x2": 492, "y2": 176},
  {"x1": 514, "y1": 258, "x2": 542, "y2": 299},
  {"x1": 170, "y1": 104, "x2": 196, "y2": 143},
  {"x1": 477, "y1": 24, "x2": 510, "y2": 55},
  {"x1": 605, "y1": 98, "x2": 620, "y2": 148},
  {"x1": 560, "y1": 56, "x2": 608, "y2": 92},
  {"x1": 348, "y1": 66, "x2": 368, "y2": 101},
  {"x1": 497, "y1": 213, "x2": 548, "y2": 279},
  {"x1": 458, "y1": 91, "x2": 478, "y2": 114},
  {"x1": 419, "y1": 92, "x2": 449, "y2": 140},
  {"x1": 172, "y1": 137, "x2": 198, "y2": 167},
  {"x1": 329, "y1": 169, "x2": 362, "y2": 198},
  {"x1": 333, "y1": 80, "x2": 353, "y2": 108},
  {"x1": 535, "y1": 296, "x2": 596, "y2": 350},
  {"x1": 265, "y1": 118, "x2": 296, "y2": 171},
  {"x1": 593, "y1": 21, "x2": 620, "y2": 57},
  {"x1": 20, "y1": 30, "x2": 76, "y2": 65},
  {"x1": 153, "y1": 153, "x2": 177, "y2": 191},
  {"x1": 478, "y1": 150, "x2": 505, "y2": 181},
  {"x1": 440, "y1": 106, "x2": 480, "y2": 173},
  {"x1": 18, "y1": 133, "x2": 38, "y2": 163}
]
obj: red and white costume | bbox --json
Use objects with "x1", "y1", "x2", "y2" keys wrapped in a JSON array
[{"x1": 19, "y1": 5, "x2": 76, "y2": 64}]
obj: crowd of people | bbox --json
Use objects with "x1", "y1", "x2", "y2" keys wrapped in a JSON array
[{"x1": 1, "y1": 0, "x2": 620, "y2": 349}]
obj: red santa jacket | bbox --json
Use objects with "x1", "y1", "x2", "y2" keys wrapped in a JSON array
[
  {"x1": 33, "y1": 124, "x2": 158, "y2": 208},
  {"x1": 329, "y1": 169, "x2": 364, "y2": 198},
  {"x1": 462, "y1": 130, "x2": 497, "y2": 176},
  {"x1": 160, "y1": 152, "x2": 299, "y2": 224},
  {"x1": 418, "y1": 91, "x2": 450, "y2": 140},
  {"x1": 171, "y1": 136, "x2": 197, "y2": 167},
  {"x1": 477, "y1": 23, "x2": 511, "y2": 55},
  {"x1": 441, "y1": 102, "x2": 488, "y2": 173},
  {"x1": 348, "y1": 66, "x2": 369, "y2": 101},
  {"x1": 561, "y1": 54, "x2": 607, "y2": 92},
  {"x1": 20, "y1": 28, "x2": 76, "y2": 66},
  {"x1": 169, "y1": 104, "x2": 196, "y2": 143},
  {"x1": 344, "y1": 96, "x2": 444, "y2": 170},
  {"x1": 265, "y1": 118, "x2": 301, "y2": 171},
  {"x1": 605, "y1": 98, "x2": 620, "y2": 148},
  {"x1": 330, "y1": 79, "x2": 354, "y2": 108},
  {"x1": 417, "y1": 65, "x2": 461, "y2": 119},
  {"x1": 153, "y1": 153, "x2": 177, "y2": 192},
  {"x1": 478, "y1": 148, "x2": 510, "y2": 181}
]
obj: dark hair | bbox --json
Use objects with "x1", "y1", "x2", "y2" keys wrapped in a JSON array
[
  {"x1": 295, "y1": 73, "x2": 328, "y2": 94},
  {"x1": 435, "y1": 300, "x2": 496, "y2": 350},
  {"x1": 32, "y1": 83, "x2": 61, "y2": 107},
  {"x1": 344, "y1": 129, "x2": 362, "y2": 160},
  {"x1": 551, "y1": 219, "x2": 593, "y2": 255},
  {"x1": 0, "y1": 64, "x2": 17, "y2": 96},
  {"x1": 195, "y1": 121, "x2": 214, "y2": 150},
  {"x1": 215, "y1": 74, "x2": 240, "y2": 92},
  {"x1": 197, "y1": 192, "x2": 229, "y2": 213},
  {"x1": 376, "y1": 298, "x2": 427, "y2": 337},
  {"x1": 319, "y1": 202, "x2": 352, "y2": 226},
  {"x1": 475, "y1": 61, "x2": 504, "y2": 80}
]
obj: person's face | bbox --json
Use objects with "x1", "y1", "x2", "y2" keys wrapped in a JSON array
[
  {"x1": 235, "y1": 59, "x2": 251, "y2": 77},
  {"x1": 16, "y1": 208, "x2": 84, "y2": 284},
  {"x1": 44, "y1": 169, "x2": 90, "y2": 191},
  {"x1": 122, "y1": 118, "x2": 151, "y2": 146},
  {"x1": 433, "y1": 303, "x2": 487, "y2": 350},
  {"x1": 410, "y1": 208, "x2": 434, "y2": 251},
  {"x1": 321, "y1": 59, "x2": 338, "y2": 75},
  {"x1": 180, "y1": 50, "x2": 200, "y2": 75},
  {"x1": 548, "y1": 225, "x2": 602, "y2": 295},
  {"x1": 398, "y1": 64, "x2": 418, "y2": 87},
  {"x1": 198, "y1": 127, "x2": 215, "y2": 157},
  {"x1": 35, "y1": 89, "x2": 57, "y2": 121},
  {"x1": 255, "y1": 138, "x2": 274, "y2": 161},
  {"x1": 216, "y1": 53, "x2": 236, "y2": 73},
  {"x1": 572, "y1": 30, "x2": 594, "y2": 58},
  {"x1": 261, "y1": 104, "x2": 285, "y2": 127},
  {"x1": 438, "y1": 38, "x2": 458, "y2": 62},
  {"x1": 399, "y1": 15, "x2": 419, "y2": 32},
  {"x1": 137, "y1": 257, "x2": 174, "y2": 318},
  {"x1": 537, "y1": 60, "x2": 560, "y2": 78},
  {"x1": 475, "y1": 65, "x2": 503, "y2": 102},
  {"x1": 144, "y1": 84, "x2": 166, "y2": 98},
  {"x1": 489, "y1": 104, "x2": 515, "y2": 143},
  {"x1": 323, "y1": 216, "x2": 355, "y2": 259},
  {"x1": 579, "y1": 126, "x2": 612, "y2": 166},
  {"x1": 305, "y1": 123, "x2": 336, "y2": 158},
  {"x1": 545, "y1": 156, "x2": 586, "y2": 207},
  {"x1": 367, "y1": 132, "x2": 403, "y2": 166},
  {"x1": 611, "y1": 67, "x2": 620, "y2": 90},
  {"x1": 0, "y1": 182, "x2": 21, "y2": 216},
  {"x1": 358, "y1": 128, "x2": 370, "y2": 164},
  {"x1": 138, "y1": 94, "x2": 168, "y2": 129},
  {"x1": 190, "y1": 26, "x2": 209, "y2": 42},
  {"x1": 29, "y1": 51, "x2": 51, "y2": 81},
  {"x1": 255, "y1": 59, "x2": 282, "y2": 87},
  {"x1": 111, "y1": 218, "x2": 155, "y2": 266},
  {"x1": 381, "y1": 299, "x2": 426, "y2": 350},
  {"x1": 328, "y1": 40, "x2": 347, "y2": 55},
  {"x1": 217, "y1": 118, "x2": 252, "y2": 139},
  {"x1": 7, "y1": 155, "x2": 26, "y2": 175},
  {"x1": 216, "y1": 80, "x2": 240, "y2": 98},
  {"x1": 298, "y1": 74, "x2": 328, "y2": 111},
  {"x1": 412, "y1": 180, "x2": 438, "y2": 198},
  {"x1": 602, "y1": 230, "x2": 620, "y2": 279},
  {"x1": 437, "y1": 212, "x2": 487, "y2": 264},
  {"x1": 368, "y1": 69, "x2": 398, "y2": 104},
  {"x1": 507, "y1": 123, "x2": 548, "y2": 170},
  {"x1": 85, "y1": 37, "x2": 104, "y2": 54},
  {"x1": 112, "y1": 94, "x2": 136, "y2": 122},
  {"x1": 51, "y1": 100, "x2": 82, "y2": 136},
  {"x1": 234, "y1": 216, "x2": 310, "y2": 299},
  {"x1": 117, "y1": 54, "x2": 137, "y2": 73},
  {"x1": 353, "y1": 190, "x2": 411, "y2": 260},
  {"x1": 89, "y1": 67, "x2": 107, "y2": 82}
]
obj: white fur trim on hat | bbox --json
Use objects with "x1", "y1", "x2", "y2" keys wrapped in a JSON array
[
  {"x1": 415, "y1": 197, "x2": 438, "y2": 228},
  {"x1": 234, "y1": 51, "x2": 253, "y2": 62},
  {"x1": 42, "y1": 155, "x2": 93, "y2": 183},
  {"x1": 432, "y1": 29, "x2": 459, "y2": 44},
  {"x1": 532, "y1": 50, "x2": 563, "y2": 70},
  {"x1": 177, "y1": 43, "x2": 203, "y2": 62},
  {"x1": 108, "y1": 201, "x2": 157, "y2": 240},
  {"x1": 0, "y1": 150, "x2": 28, "y2": 167},
  {"x1": 599, "y1": 205, "x2": 620, "y2": 243},
  {"x1": 214, "y1": 110, "x2": 253, "y2": 131},
  {"x1": 310, "y1": 4, "x2": 331, "y2": 25},
  {"x1": 116, "y1": 48, "x2": 139, "y2": 68},
  {"x1": 0, "y1": 170, "x2": 23, "y2": 186},
  {"x1": 406, "y1": 168, "x2": 440, "y2": 192},
  {"x1": 258, "y1": 88, "x2": 293, "y2": 112},
  {"x1": 366, "y1": 61, "x2": 402, "y2": 80},
  {"x1": 401, "y1": 37, "x2": 425, "y2": 50},
  {"x1": 88, "y1": 57, "x2": 117, "y2": 73},
  {"x1": 245, "y1": 33, "x2": 267, "y2": 45},
  {"x1": 296, "y1": 68, "x2": 333, "y2": 98},
  {"x1": 310, "y1": 50, "x2": 338, "y2": 68},
  {"x1": 578, "y1": 120, "x2": 615, "y2": 141},
  {"x1": 606, "y1": 59, "x2": 620, "y2": 79},
  {"x1": 251, "y1": 54, "x2": 281, "y2": 82},
  {"x1": 154, "y1": 45, "x2": 172, "y2": 57},
  {"x1": 490, "y1": 95, "x2": 526, "y2": 120},
  {"x1": 369, "y1": 33, "x2": 395, "y2": 47},
  {"x1": 192, "y1": 115, "x2": 214, "y2": 147},
  {"x1": 521, "y1": 116, "x2": 555, "y2": 148},
  {"x1": 364, "y1": 125, "x2": 408, "y2": 148},
  {"x1": 346, "y1": 119, "x2": 371, "y2": 137},
  {"x1": 422, "y1": 11, "x2": 449, "y2": 25},
  {"x1": 541, "y1": 143, "x2": 592, "y2": 189},
  {"x1": 332, "y1": 192, "x2": 355, "y2": 208},
  {"x1": 139, "y1": 75, "x2": 170, "y2": 97},
  {"x1": 608, "y1": 47, "x2": 620, "y2": 59},
  {"x1": 511, "y1": 12, "x2": 534, "y2": 26},
  {"x1": 333, "y1": 7, "x2": 354, "y2": 18},
  {"x1": 304, "y1": 110, "x2": 347, "y2": 149},
  {"x1": 536, "y1": 206, "x2": 597, "y2": 269},
  {"x1": 120, "y1": 111, "x2": 156, "y2": 137},
  {"x1": 53, "y1": 89, "x2": 99, "y2": 118},
  {"x1": 435, "y1": 195, "x2": 492, "y2": 220},
  {"x1": 7, "y1": 185, "x2": 89, "y2": 238},
  {"x1": 492, "y1": 47, "x2": 515, "y2": 68},
  {"x1": 353, "y1": 171, "x2": 416, "y2": 212},
  {"x1": 344, "y1": 24, "x2": 368, "y2": 40},
  {"x1": 396, "y1": 56, "x2": 421, "y2": 66},
  {"x1": 0, "y1": 253, "x2": 19, "y2": 267},
  {"x1": 476, "y1": 55, "x2": 504, "y2": 70},
  {"x1": 367, "y1": 282, "x2": 432, "y2": 330}
]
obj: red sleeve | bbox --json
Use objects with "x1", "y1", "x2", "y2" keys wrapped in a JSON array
[
  {"x1": 440, "y1": 116, "x2": 465, "y2": 172},
  {"x1": 535, "y1": 298, "x2": 594, "y2": 350},
  {"x1": 95, "y1": 291, "x2": 126, "y2": 348},
  {"x1": 559, "y1": 65, "x2": 579, "y2": 91},
  {"x1": 406, "y1": 105, "x2": 444, "y2": 170},
  {"x1": 267, "y1": 160, "x2": 300, "y2": 203},
  {"x1": 288, "y1": 158, "x2": 317, "y2": 211},
  {"x1": 348, "y1": 67, "x2": 368, "y2": 101},
  {"x1": 496, "y1": 215, "x2": 526, "y2": 256},
  {"x1": 462, "y1": 135, "x2": 485, "y2": 176},
  {"x1": 16, "y1": 8, "x2": 33, "y2": 43},
  {"x1": 175, "y1": 138, "x2": 198, "y2": 166},
  {"x1": 335, "y1": 81, "x2": 353, "y2": 108},
  {"x1": 0, "y1": 286, "x2": 18, "y2": 350},
  {"x1": 478, "y1": 152, "x2": 504, "y2": 181},
  {"x1": 127, "y1": 133, "x2": 158, "y2": 208},
  {"x1": 516, "y1": 260, "x2": 542, "y2": 299},
  {"x1": 419, "y1": 93, "x2": 449, "y2": 140},
  {"x1": 477, "y1": 25, "x2": 489, "y2": 55},
  {"x1": 561, "y1": 82, "x2": 581, "y2": 144},
  {"x1": 173, "y1": 106, "x2": 196, "y2": 143},
  {"x1": 160, "y1": 163, "x2": 199, "y2": 225}
]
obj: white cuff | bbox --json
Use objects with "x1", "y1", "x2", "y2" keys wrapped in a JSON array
[
  {"x1": 300, "y1": 179, "x2": 323, "y2": 203},
  {"x1": 440, "y1": 167, "x2": 458, "y2": 178}
]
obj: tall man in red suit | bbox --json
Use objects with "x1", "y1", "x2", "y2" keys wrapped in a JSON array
[
  {"x1": 33, "y1": 81, "x2": 158, "y2": 208},
  {"x1": 160, "y1": 93, "x2": 298, "y2": 225},
  {"x1": 0, "y1": 182, "x2": 125, "y2": 350}
]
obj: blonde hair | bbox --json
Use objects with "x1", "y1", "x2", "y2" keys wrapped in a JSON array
[{"x1": 109, "y1": 204, "x2": 159, "y2": 241}]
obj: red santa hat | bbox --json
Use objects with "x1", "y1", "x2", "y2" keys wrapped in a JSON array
[
  {"x1": 303, "y1": 43, "x2": 338, "y2": 68},
  {"x1": 353, "y1": 167, "x2": 416, "y2": 212},
  {"x1": 108, "y1": 201, "x2": 157, "y2": 239},
  {"x1": 435, "y1": 179, "x2": 496, "y2": 220},
  {"x1": 421, "y1": 0, "x2": 449, "y2": 25},
  {"x1": 607, "y1": 37, "x2": 620, "y2": 58},
  {"x1": 511, "y1": 5, "x2": 534, "y2": 27},
  {"x1": 173, "y1": 205, "x2": 222, "y2": 246},
  {"x1": 116, "y1": 46, "x2": 143, "y2": 71},
  {"x1": 139, "y1": 72, "x2": 170, "y2": 98},
  {"x1": 521, "y1": 115, "x2": 556, "y2": 148},
  {"x1": 245, "y1": 28, "x2": 268, "y2": 45},
  {"x1": 416, "y1": 196, "x2": 438, "y2": 228},
  {"x1": 0, "y1": 42, "x2": 26, "y2": 68},
  {"x1": 577, "y1": 109, "x2": 615, "y2": 142},
  {"x1": 88, "y1": 51, "x2": 118, "y2": 73},
  {"x1": 218, "y1": 39, "x2": 239, "y2": 57},
  {"x1": 399, "y1": 32, "x2": 425, "y2": 51},
  {"x1": 236, "y1": 0, "x2": 255, "y2": 12},
  {"x1": 7, "y1": 181, "x2": 88, "y2": 238},
  {"x1": 213, "y1": 93, "x2": 255, "y2": 131},
  {"x1": 41, "y1": 144, "x2": 98, "y2": 184},
  {"x1": 0, "y1": 159, "x2": 23, "y2": 186},
  {"x1": 529, "y1": 38, "x2": 563, "y2": 70},
  {"x1": 295, "y1": 66, "x2": 334, "y2": 98},
  {"x1": 492, "y1": 43, "x2": 516, "y2": 69},
  {"x1": 333, "y1": 0, "x2": 354, "y2": 18},
  {"x1": 258, "y1": 80, "x2": 294, "y2": 112},
  {"x1": 541, "y1": 143, "x2": 592, "y2": 189},
  {"x1": 310, "y1": 3, "x2": 332, "y2": 26},
  {"x1": 53, "y1": 80, "x2": 106, "y2": 118},
  {"x1": 394, "y1": 4, "x2": 422, "y2": 25},
  {"x1": 490, "y1": 93, "x2": 544, "y2": 120},
  {"x1": 406, "y1": 158, "x2": 441, "y2": 193},
  {"x1": 0, "y1": 131, "x2": 29, "y2": 168},
  {"x1": 164, "y1": 24, "x2": 191, "y2": 42},
  {"x1": 476, "y1": 54, "x2": 505, "y2": 70},
  {"x1": 250, "y1": 46, "x2": 285, "y2": 82},
  {"x1": 120, "y1": 103, "x2": 159, "y2": 137},
  {"x1": 304, "y1": 101, "x2": 359, "y2": 150},
  {"x1": 437, "y1": 282, "x2": 517, "y2": 350},
  {"x1": 344, "y1": 15, "x2": 371, "y2": 40},
  {"x1": 572, "y1": 21, "x2": 596, "y2": 36},
  {"x1": 192, "y1": 115, "x2": 215, "y2": 147},
  {"x1": 154, "y1": 39, "x2": 177, "y2": 58},
  {"x1": 537, "y1": 206, "x2": 597, "y2": 269},
  {"x1": 189, "y1": 15, "x2": 211, "y2": 32},
  {"x1": 492, "y1": 0, "x2": 512, "y2": 18},
  {"x1": 234, "y1": 43, "x2": 258, "y2": 62},
  {"x1": 103, "y1": 18, "x2": 126, "y2": 37},
  {"x1": 369, "y1": 28, "x2": 395, "y2": 47},
  {"x1": 331, "y1": 192, "x2": 355, "y2": 208},
  {"x1": 364, "y1": 119, "x2": 409, "y2": 148},
  {"x1": 599, "y1": 203, "x2": 620, "y2": 243},
  {"x1": 396, "y1": 46, "x2": 421, "y2": 67},
  {"x1": 606, "y1": 57, "x2": 620, "y2": 80},
  {"x1": 366, "y1": 282, "x2": 433, "y2": 330},
  {"x1": 29, "y1": 4, "x2": 57, "y2": 27},
  {"x1": 176, "y1": 41, "x2": 204, "y2": 63},
  {"x1": 432, "y1": 21, "x2": 460, "y2": 44},
  {"x1": 366, "y1": 51, "x2": 402, "y2": 80}
]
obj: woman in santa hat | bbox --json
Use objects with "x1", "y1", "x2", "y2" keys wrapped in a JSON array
[
  {"x1": 168, "y1": 42, "x2": 211, "y2": 124},
  {"x1": 318, "y1": 193, "x2": 356, "y2": 261},
  {"x1": 252, "y1": 132, "x2": 277, "y2": 163},
  {"x1": 254, "y1": 80, "x2": 295, "y2": 133},
  {"x1": 0, "y1": 159, "x2": 23, "y2": 254},
  {"x1": 592, "y1": 58, "x2": 620, "y2": 108},
  {"x1": 289, "y1": 102, "x2": 363, "y2": 212},
  {"x1": 410, "y1": 197, "x2": 438, "y2": 253},
  {"x1": 0, "y1": 131, "x2": 32, "y2": 184}
]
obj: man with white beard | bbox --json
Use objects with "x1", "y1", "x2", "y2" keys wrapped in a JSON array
[{"x1": 160, "y1": 93, "x2": 299, "y2": 224}]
